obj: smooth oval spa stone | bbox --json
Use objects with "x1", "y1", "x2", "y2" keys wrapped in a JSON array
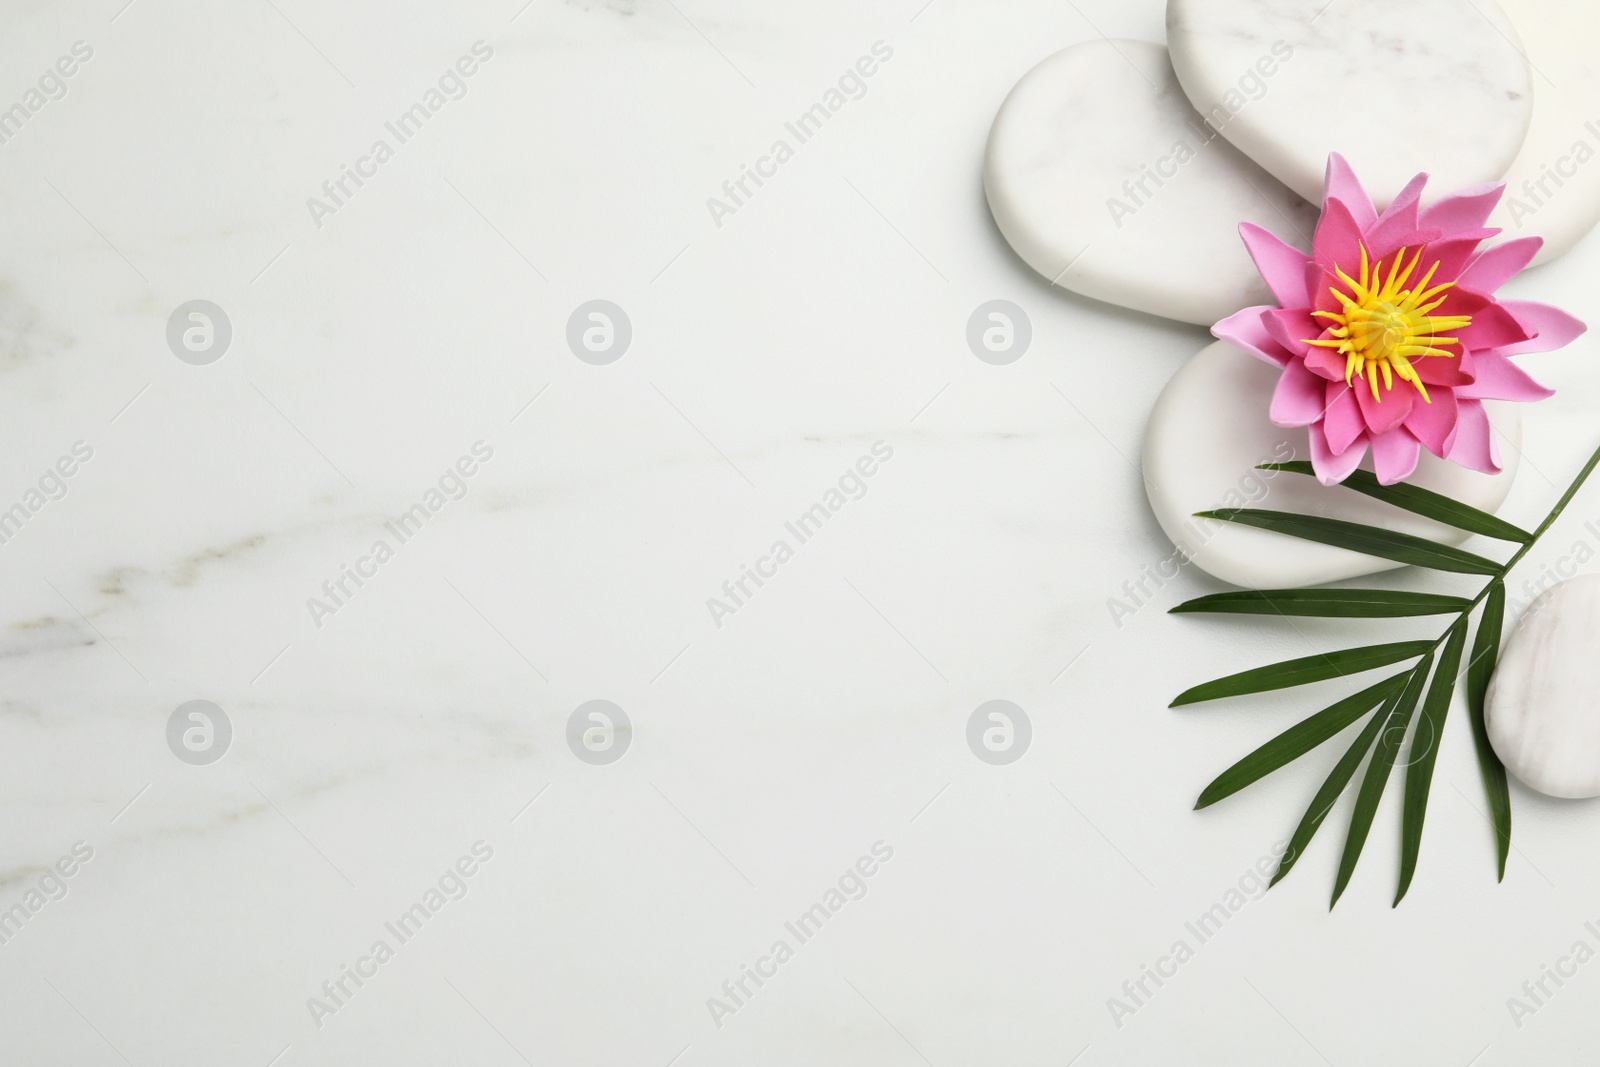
[
  {"x1": 1143, "y1": 341, "x2": 1522, "y2": 589},
  {"x1": 983, "y1": 38, "x2": 1318, "y2": 326},
  {"x1": 1487, "y1": 0, "x2": 1600, "y2": 265},
  {"x1": 1487, "y1": 576, "x2": 1600, "y2": 798},
  {"x1": 1166, "y1": 0, "x2": 1533, "y2": 210}
]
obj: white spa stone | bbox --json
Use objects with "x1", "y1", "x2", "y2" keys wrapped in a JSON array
[
  {"x1": 1166, "y1": 0, "x2": 1534, "y2": 210},
  {"x1": 983, "y1": 38, "x2": 1318, "y2": 326},
  {"x1": 1488, "y1": 0, "x2": 1600, "y2": 265},
  {"x1": 1143, "y1": 341, "x2": 1522, "y2": 589},
  {"x1": 1487, "y1": 576, "x2": 1600, "y2": 798}
]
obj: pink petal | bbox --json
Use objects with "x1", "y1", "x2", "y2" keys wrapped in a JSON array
[
  {"x1": 1418, "y1": 182, "x2": 1505, "y2": 234},
  {"x1": 1367, "y1": 227, "x2": 1444, "y2": 264},
  {"x1": 1414, "y1": 355, "x2": 1474, "y2": 388},
  {"x1": 1270, "y1": 360, "x2": 1327, "y2": 427},
  {"x1": 1262, "y1": 307, "x2": 1322, "y2": 359},
  {"x1": 1323, "y1": 384, "x2": 1364, "y2": 453},
  {"x1": 1460, "y1": 237, "x2": 1543, "y2": 293},
  {"x1": 1310, "y1": 422, "x2": 1367, "y2": 485},
  {"x1": 1307, "y1": 263, "x2": 1341, "y2": 316},
  {"x1": 1365, "y1": 172, "x2": 1430, "y2": 251},
  {"x1": 1240, "y1": 223, "x2": 1311, "y2": 307},
  {"x1": 1304, "y1": 344, "x2": 1347, "y2": 380},
  {"x1": 1402, "y1": 388, "x2": 1459, "y2": 455},
  {"x1": 1312, "y1": 198, "x2": 1367, "y2": 276},
  {"x1": 1356, "y1": 376, "x2": 1415, "y2": 435},
  {"x1": 1434, "y1": 287, "x2": 1492, "y2": 320},
  {"x1": 1323, "y1": 153, "x2": 1378, "y2": 230},
  {"x1": 1418, "y1": 235, "x2": 1488, "y2": 284},
  {"x1": 1371, "y1": 428, "x2": 1423, "y2": 485},
  {"x1": 1496, "y1": 300, "x2": 1588, "y2": 355},
  {"x1": 1213, "y1": 306, "x2": 1292, "y2": 367},
  {"x1": 1455, "y1": 352, "x2": 1555, "y2": 402},
  {"x1": 1445, "y1": 399, "x2": 1502, "y2": 474},
  {"x1": 1459, "y1": 300, "x2": 1533, "y2": 352}
]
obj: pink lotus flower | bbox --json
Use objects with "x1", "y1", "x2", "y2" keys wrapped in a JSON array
[{"x1": 1215, "y1": 153, "x2": 1586, "y2": 486}]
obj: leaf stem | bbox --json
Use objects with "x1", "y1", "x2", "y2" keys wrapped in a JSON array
[
  {"x1": 1500, "y1": 441, "x2": 1600, "y2": 573},
  {"x1": 1232, "y1": 440, "x2": 1600, "y2": 897},
  {"x1": 1401, "y1": 439, "x2": 1600, "y2": 660},
  {"x1": 1337, "y1": 441, "x2": 1600, "y2": 895}
]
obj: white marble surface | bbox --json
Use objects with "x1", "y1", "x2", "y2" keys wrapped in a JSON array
[
  {"x1": 3, "y1": 1, "x2": 1600, "y2": 1065},
  {"x1": 1488, "y1": 0, "x2": 1600, "y2": 265},
  {"x1": 1143, "y1": 341, "x2": 1523, "y2": 589},
  {"x1": 983, "y1": 39, "x2": 1318, "y2": 325},
  {"x1": 1167, "y1": 0, "x2": 1534, "y2": 209},
  {"x1": 1489, "y1": 575, "x2": 1600, "y2": 798}
]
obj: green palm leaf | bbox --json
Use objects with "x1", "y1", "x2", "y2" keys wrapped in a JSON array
[
  {"x1": 1195, "y1": 675, "x2": 1408, "y2": 809},
  {"x1": 1172, "y1": 589, "x2": 1472, "y2": 619},
  {"x1": 1270, "y1": 691, "x2": 1397, "y2": 888},
  {"x1": 1465, "y1": 582, "x2": 1511, "y2": 880},
  {"x1": 1170, "y1": 641, "x2": 1434, "y2": 707},
  {"x1": 1330, "y1": 658, "x2": 1432, "y2": 908},
  {"x1": 1182, "y1": 441, "x2": 1600, "y2": 905},
  {"x1": 1395, "y1": 621, "x2": 1468, "y2": 905},
  {"x1": 1259, "y1": 462, "x2": 1534, "y2": 543},
  {"x1": 1195, "y1": 509, "x2": 1503, "y2": 575}
]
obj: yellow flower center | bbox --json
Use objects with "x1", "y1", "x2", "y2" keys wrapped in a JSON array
[{"x1": 1304, "y1": 244, "x2": 1472, "y2": 404}]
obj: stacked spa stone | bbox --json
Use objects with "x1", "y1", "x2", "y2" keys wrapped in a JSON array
[
  {"x1": 984, "y1": 0, "x2": 1598, "y2": 589},
  {"x1": 983, "y1": 1, "x2": 1600, "y2": 798}
]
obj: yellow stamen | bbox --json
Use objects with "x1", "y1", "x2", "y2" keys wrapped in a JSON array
[{"x1": 1300, "y1": 242, "x2": 1469, "y2": 405}]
